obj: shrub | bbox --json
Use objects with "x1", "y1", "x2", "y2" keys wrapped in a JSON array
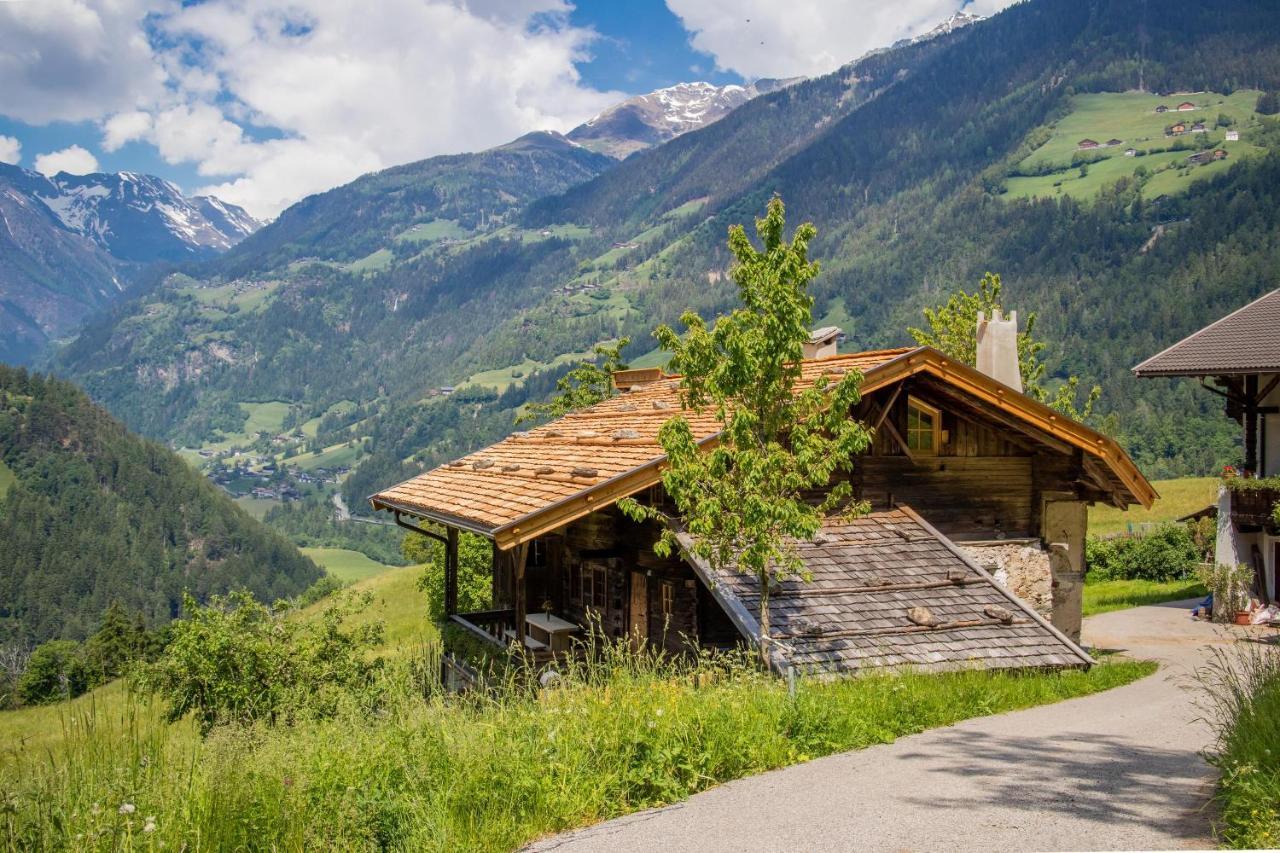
[
  {"x1": 1197, "y1": 562, "x2": 1255, "y2": 622},
  {"x1": 140, "y1": 590, "x2": 385, "y2": 733},
  {"x1": 17, "y1": 639, "x2": 90, "y2": 705},
  {"x1": 1085, "y1": 523, "x2": 1200, "y2": 581},
  {"x1": 406, "y1": 530, "x2": 493, "y2": 620},
  {"x1": 1199, "y1": 642, "x2": 1280, "y2": 846}
]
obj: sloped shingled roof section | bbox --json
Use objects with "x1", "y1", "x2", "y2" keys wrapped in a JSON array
[
  {"x1": 1133, "y1": 288, "x2": 1280, "y2": 377},
  {"x1": 687, "y1": 507, "x2": 1092, "y2": 674},
  {"x1": 370, "y1": 349, "x2": 909, "y2": 534},
  {"x1": 371, "y1": 346, "x2": 1154, "y2": 546}
]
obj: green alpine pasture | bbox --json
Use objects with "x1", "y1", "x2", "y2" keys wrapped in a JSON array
[
  {"x1": 1005, "y1": 90, "x2": 1268, "y2": 200},
  {"x1": 1088, "y1": 476, "x2": 1218, "y2": 536},
  {"x1": 300, "y1": 547, "x2": 395, "y2": 583}
]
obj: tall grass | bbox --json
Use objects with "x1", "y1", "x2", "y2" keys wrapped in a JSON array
[
  {"x1": 1, "y1": 644, "x2": 1154, "y2": 852},
  {"x1": 1199, "y1": 641, "x2": 1280, "y2": 848}
]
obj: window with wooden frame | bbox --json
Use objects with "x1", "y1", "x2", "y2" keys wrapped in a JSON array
[
  {"x1": 581, "y1": 565, "x2": 607, "y2": 610},
  {"x1": 905, "y1": 396, "x2": 942, "y2": 455},
  {"x1": 660, "y1": 581, "x2": 675, "y2": 617}
]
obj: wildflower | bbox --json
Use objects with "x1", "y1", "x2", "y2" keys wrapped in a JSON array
[
  {"x1": 655, "y1": 707, "x2": 664, "y2": 717},
  {"x1": 119, "y1": 802, "x2": 136, "y2": 815},
  {"x1": 143, "y1": 817, "x2": 157, "y2": 834}
]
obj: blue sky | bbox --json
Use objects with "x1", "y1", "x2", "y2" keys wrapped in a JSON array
[{"x1": 0, "y1": 1, "x2": 1000, "y2": 217}]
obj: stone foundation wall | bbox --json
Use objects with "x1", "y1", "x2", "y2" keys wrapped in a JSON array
[{"x1": 960, "y1": 542, "x2": 1053, "y2": 620}]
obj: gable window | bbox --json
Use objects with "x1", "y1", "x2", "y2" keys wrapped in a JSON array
[{"x1": 906, "y1": 397, "x2": 942, "y2": 455}]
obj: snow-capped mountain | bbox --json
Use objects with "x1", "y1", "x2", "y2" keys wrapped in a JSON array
[
  {"x1": 17, "y1": 168, "x2": 262, "y2": 263},
  {"x1": 567, "y1": 78, "x2": 800, "y2": 159},
  {"x1": 0, "y1": 163, "x2": 262, "y2": 365}
]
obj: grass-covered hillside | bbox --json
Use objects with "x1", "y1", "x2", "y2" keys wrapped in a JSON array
[
  {"x1": 0, "y1": 365, "x2": 321, "y2": 644},
  {"x1": 1006, "y1": 90, "x2": 1270, "y2": 200}
]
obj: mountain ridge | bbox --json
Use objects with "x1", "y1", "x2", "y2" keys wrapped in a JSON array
[{"x1": 0, "y1": 164, "x2": 261, "y2": 365}]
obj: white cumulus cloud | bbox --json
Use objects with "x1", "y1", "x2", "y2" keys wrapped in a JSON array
[
  {"x1": 0, "y1": 0, "x2": 166, "y2": 125},
  {"x1": 33, "y1": 144, "x2": 100, "y2": 176},
  {"x1": 665, "y1": 0, "x2": 1016, "y2": 79},
  {"x1": 0, "y1": 135, "x2": 21, "y2": 165},
  {"x1": 0, "y1": 0, "x2": 623, "y2": 219}
]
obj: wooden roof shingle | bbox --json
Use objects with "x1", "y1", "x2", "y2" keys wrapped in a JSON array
[{"x1": 685, "y1": 507, "x2": 1093, "y2": 675}]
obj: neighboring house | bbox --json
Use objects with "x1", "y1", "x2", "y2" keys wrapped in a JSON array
[
  {"x1": 1124, "y1": 148, "x2": 1138, "y2": 157},
  {"x1": 1155, "y1": 104, "x2": 1170, "y2": 113},
  {"x1": 1191, "y1": 121, "x2": 1207, "y2": 133},
  {"x1": 1213, "y1": 148, "x2": 1230, "y2": 160},
  {"x1": 1226, "y1": 130, "x2": 1240, "y2": 141},
  {"x1": 1167, "y1": 122, "x2": 1188, "y2": 136},
  {"x1": 1134, "y1": 289, "x2": 1280, "y2": 599},
  {"x1": 1077, "y1": 139, "x2": 1100, "y2": 149},
  {"x1": 1106, "y1": 138, "x2": 1124, "y2": 147},
  {"x1": 374, "y1": 321, "x2": 1153, "y2": 680},
  {"x1": 1177, "y1": 101, "x2": 1197, "y2": 111}
]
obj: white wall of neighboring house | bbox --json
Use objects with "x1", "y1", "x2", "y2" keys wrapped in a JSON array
[{"x1": 1264, "y1": 378, "x2": 1280, "y2": 478}]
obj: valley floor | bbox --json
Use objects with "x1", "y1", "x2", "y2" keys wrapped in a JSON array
[{"x1": 528, "y1": 600, "x2": 1226, "y2": 852}]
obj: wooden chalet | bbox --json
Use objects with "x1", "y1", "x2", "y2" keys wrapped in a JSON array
[
  {"x1": 373, "y1": 330, "x2": 1153, "y2": 679},
  {"x1": 1135, "y1": 288, "x2": 1280, "y2": 598}
]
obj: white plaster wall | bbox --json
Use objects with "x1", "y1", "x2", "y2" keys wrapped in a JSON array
[{"x1": 1264, "y1": 379, "x2": 1280, "y2": 478}]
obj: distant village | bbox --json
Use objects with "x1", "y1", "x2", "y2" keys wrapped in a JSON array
[{"x1": 1074, "y1": 97, "x2": 1234, "y2": 167}]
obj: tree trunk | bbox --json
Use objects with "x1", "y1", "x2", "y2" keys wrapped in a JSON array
[{"x1": 758, "y1": 572, "x2": 771, "y2": 670}]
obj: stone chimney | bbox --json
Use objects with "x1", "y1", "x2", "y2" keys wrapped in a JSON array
[
  {"x1": 803, "y1": 326, "x2": 844, "y2": 360},
  {"x1": 976, "y1": 309, "x2": 1022, "y2": 392}
]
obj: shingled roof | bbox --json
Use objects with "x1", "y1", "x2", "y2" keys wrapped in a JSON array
[
  {"x1": 685, "y1": 507, "x2": 1092, "y2": 675},
  {"x1": 371, "y1": 346, "x2": 1154, "y2": 547},
  {"x1": 1133, "y1": 288, "x2": 1280, "y2": 377}
]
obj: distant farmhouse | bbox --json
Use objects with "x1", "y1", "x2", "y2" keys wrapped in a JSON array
[
  {"x1": 1106, "y1": 138, "x2": 1123, "y2": 147},
  {"x1": 1077, "y1": 138, "x2": 1099, "y2": 149},
  {"x1": 1155, "y1": 104, "x2": 1170, "y2": 113},
  {"x1": 1227, "y1": 129, "x2": 1241, "y2": 141},
  {"x1": 1177, "y1": 101, "x2": 1197, "y2": 111},
  {"x1": 1166, "y1": 122, "x2": 1188, "y2": 136},
  {"x1": 1124, "y1": 148, "x2": 1138, "y2": 157},
  {"x1": 1186, "y1": 149, "x2": 1228, "y2": 165},
  {"x1": 1191, "y1": 120, "x2": 1207, "y2": 133}
]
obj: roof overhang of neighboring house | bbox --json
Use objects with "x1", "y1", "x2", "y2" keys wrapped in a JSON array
[
  {"x1": 371, "y1": 346, "x2": 1155, "y2": 548},
  {"x1": 1133, "y1": 288, "x2": 1280, "y2": 378}
]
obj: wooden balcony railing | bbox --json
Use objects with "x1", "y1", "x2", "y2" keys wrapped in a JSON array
[{"x1": 1229, "y1": 485, "x2": 1280, "y2": 531}]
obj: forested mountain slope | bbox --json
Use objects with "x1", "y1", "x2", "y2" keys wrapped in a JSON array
[
  {"x1": 55, "y1": 0, "x2": 1280, "y2": 498},
  {"x1": 0, "y1": 366, "x2": 320, "y2": 643}
]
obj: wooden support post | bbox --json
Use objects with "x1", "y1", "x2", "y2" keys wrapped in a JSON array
[
  {"x1": 444, "y1": 526, "x2": 459, "y2": 616},
  {"x1": 513, "y1": 541, "x2": 530, "y2": 648},
  {"x1": 1245, "y1": 374, "x2": 1260, "y2": 473}
]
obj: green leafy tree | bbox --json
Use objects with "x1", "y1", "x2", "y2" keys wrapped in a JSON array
[
  {"x1": 406, "y1": 531, "x2": 494, "y2": 619},
  {"x1": 517, "y1": 338, "x2": 630, "y2": 423},
  {"x1": 908, "y1": 272, "x2": 1101, "y2": 420},
  {"x1": 142, "y1": 590, "x2": 383, "y2": 733},
  {"x1": 17, "y1": 640, "x2": 89, "y2": 705},
  {"x1": 621, "y1": 197, "x2": 873, "y2": 668},
  {"x1": 1256, "y1": 91, "x2": 1279, "y2": 116},
  {"x1": 81, "y1": 601, "x2": 146, "y2": 683}
]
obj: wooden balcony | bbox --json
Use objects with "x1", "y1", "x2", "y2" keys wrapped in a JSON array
[{"x1": 1229, "y1": 485, "x2": 1280, "y2": 532}]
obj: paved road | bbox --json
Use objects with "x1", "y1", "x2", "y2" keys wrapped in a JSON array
[{"x1": 528, "y1": 601, "x2": 1242, "y2": 852}]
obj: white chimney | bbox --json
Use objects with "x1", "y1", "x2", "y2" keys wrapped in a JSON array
[
  {"x1": 803, "y1": 326, "x2": 844, "y2": 359},
  {"x1": 976, "y1": 309, "x2": 1022, "y2": 392}
]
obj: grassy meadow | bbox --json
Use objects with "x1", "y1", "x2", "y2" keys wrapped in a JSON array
[
  {"x1": 1083, "y1": 578, "x2": 1207, "y2": 616},
  {"x1": 0, "y1": 458, "x2": 14, "y2": 500},
  {"x1": 302, "y1": 547, "x2": 396, "y2": 582},
  {"x1": 1088, "y1": 476, "x2": 1217, "y2": 536},
  {"x1": 1005, "y1": 90, "x2": 1268, "y2": 201},
  {"x1": 0, "y1": 646, "x2": 1154, "y2": 852}
]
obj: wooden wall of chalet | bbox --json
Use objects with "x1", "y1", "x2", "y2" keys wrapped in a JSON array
[
  {"x1": 851, "y1": 386, "x2": 1085, "y2": 540},
  {"x1": 526, "y1": 507, "x2": 701, "y2": 653}
]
